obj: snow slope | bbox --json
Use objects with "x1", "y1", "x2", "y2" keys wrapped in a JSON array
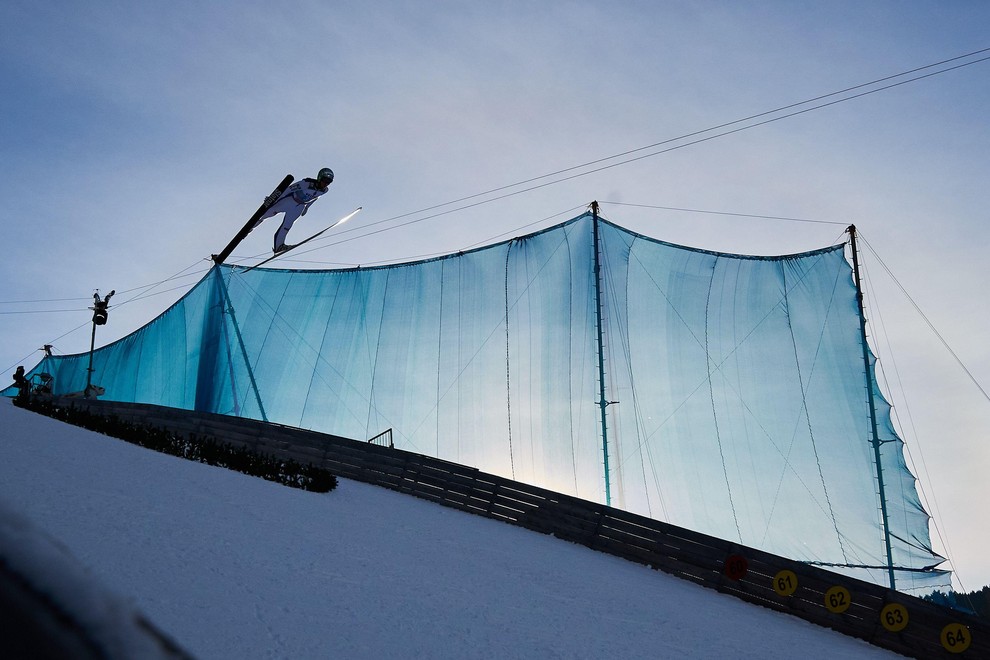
[{"x1": 0, "y1": 398, "x2": 899, "y2": 659}]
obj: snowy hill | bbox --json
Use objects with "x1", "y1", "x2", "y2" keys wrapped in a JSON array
[{"x1": 0, "y1": 398, "x2": 898, "y2": 658}]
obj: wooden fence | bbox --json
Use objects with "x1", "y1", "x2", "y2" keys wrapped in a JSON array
[{"x1": 53, "y1": 398, "x2": 989, "y2": 658}]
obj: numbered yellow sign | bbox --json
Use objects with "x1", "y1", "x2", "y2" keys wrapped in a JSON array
[
  {"x1": 824, "y1": 585, "x2": 851, "y2": 614},
  {"x1": 940, "y1": 623, "x2": 971, "y2": 654},
  {"x1": 772, "y1": 570, "x2": 798, "y2": 597},
  {"x1": 880, "y1": 603, "x2": 909, "y2": 632}
]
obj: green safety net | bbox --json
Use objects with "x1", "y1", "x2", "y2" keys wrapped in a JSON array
[{"x1": 13, "y1": 212, "x2": 948, "y2": 592}]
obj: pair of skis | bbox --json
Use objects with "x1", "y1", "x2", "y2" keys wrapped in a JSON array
[
  {"x1": 238, "y1": 206, "x2": 362, "y2": 272},
  {"x1": 212, "y1": 174, "x2": 295, "y2": 265},
  {"x1": 211, "y1": 173, "x2": 361, "y2": 272}
]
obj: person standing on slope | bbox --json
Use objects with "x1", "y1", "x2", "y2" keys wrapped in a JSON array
[
  {"x1": 254, "y1": 167, "x2": 334, "y2": 253},
  {"x1": 11, "y1": 366, "x2": 31, "y2": 403}
]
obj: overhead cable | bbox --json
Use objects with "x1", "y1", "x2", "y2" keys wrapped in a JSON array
[{"x1": 304, "y1": 47, "x2": 990, "y2": 250}]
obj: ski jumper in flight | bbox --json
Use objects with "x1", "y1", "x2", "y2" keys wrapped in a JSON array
[{"x1": 254, "y1": 167, "x2": 334, "y2": 253}]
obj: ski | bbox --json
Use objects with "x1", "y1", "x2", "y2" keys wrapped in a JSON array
[
  {"x1": 237, "y1": 207, "x2": 362, "y2": 273},
  {"x1": 212, "y1": 174, "x2": 294, "y2": 265}
]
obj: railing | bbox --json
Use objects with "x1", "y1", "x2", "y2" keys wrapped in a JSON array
[
  {"x1": 52, "y1": 398, "x2": 989, "y2": 658},
  {"x1": 367, "y1": 428, "x2": 393, "y2": 448}
]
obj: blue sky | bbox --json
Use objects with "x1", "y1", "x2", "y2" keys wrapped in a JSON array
[{"x1": 2, "y1": 1, "x2": 989, "y2": 589}]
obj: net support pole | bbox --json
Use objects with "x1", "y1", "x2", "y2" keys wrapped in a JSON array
[
  {"x1": 591, "y1": 201, "x2": 613, "y2": 507},
  {"x1": 848, "y1": 224, "x2": 896, "y2": 590},
  {"x1": 85, "y1": 320, "x2": 97, "y2": 395},
  {"x1": 212, "y1": 266, "x2": 268, "y2": 422}
]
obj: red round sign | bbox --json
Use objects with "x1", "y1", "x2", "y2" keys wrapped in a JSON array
[{"x1": 724, "y1": 554, "x2": 749, "y2": 580}]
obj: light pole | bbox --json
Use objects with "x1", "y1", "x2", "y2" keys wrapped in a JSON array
[{"x1": 85, "y1": 289, "x2": 114, "y2": 398}]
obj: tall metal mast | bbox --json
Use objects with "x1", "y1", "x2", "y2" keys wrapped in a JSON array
[
  {"x1": 591, "y1": 201, "x2": 613, "y2": 507},
  {"x1": 848, "y1": 224, "x2": 896, "y2": 589}
]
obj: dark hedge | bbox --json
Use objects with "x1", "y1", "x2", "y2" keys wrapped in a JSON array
[{"x1": 15, "y1": 399, "x2": 337, "y2": 493}]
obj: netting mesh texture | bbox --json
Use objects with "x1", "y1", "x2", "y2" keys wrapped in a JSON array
[{"x1": 25, "y1": 212, "x2": 947, "y2": 592}]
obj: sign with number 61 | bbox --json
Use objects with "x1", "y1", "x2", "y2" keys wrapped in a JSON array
[{"x1": 772, "y1": 570, "x2": 798, "y2": 597}]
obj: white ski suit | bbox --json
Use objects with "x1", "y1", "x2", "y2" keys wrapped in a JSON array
[{"x1": 253, "y1": 178, "x2": 330, "y2": 251}]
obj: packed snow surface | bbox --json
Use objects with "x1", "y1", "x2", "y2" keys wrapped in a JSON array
[{"x1": 0, "y1": 398, "x2": 898, "y2": 658}]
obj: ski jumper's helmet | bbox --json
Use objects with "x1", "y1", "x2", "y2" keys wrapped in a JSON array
[{"x1": 317, "y1": 168, "x2": 334, "y2": 185}]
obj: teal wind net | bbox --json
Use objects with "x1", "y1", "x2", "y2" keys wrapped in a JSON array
[{"x1": 17, "y1": 212, "x2": 947, "y2": 592}]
